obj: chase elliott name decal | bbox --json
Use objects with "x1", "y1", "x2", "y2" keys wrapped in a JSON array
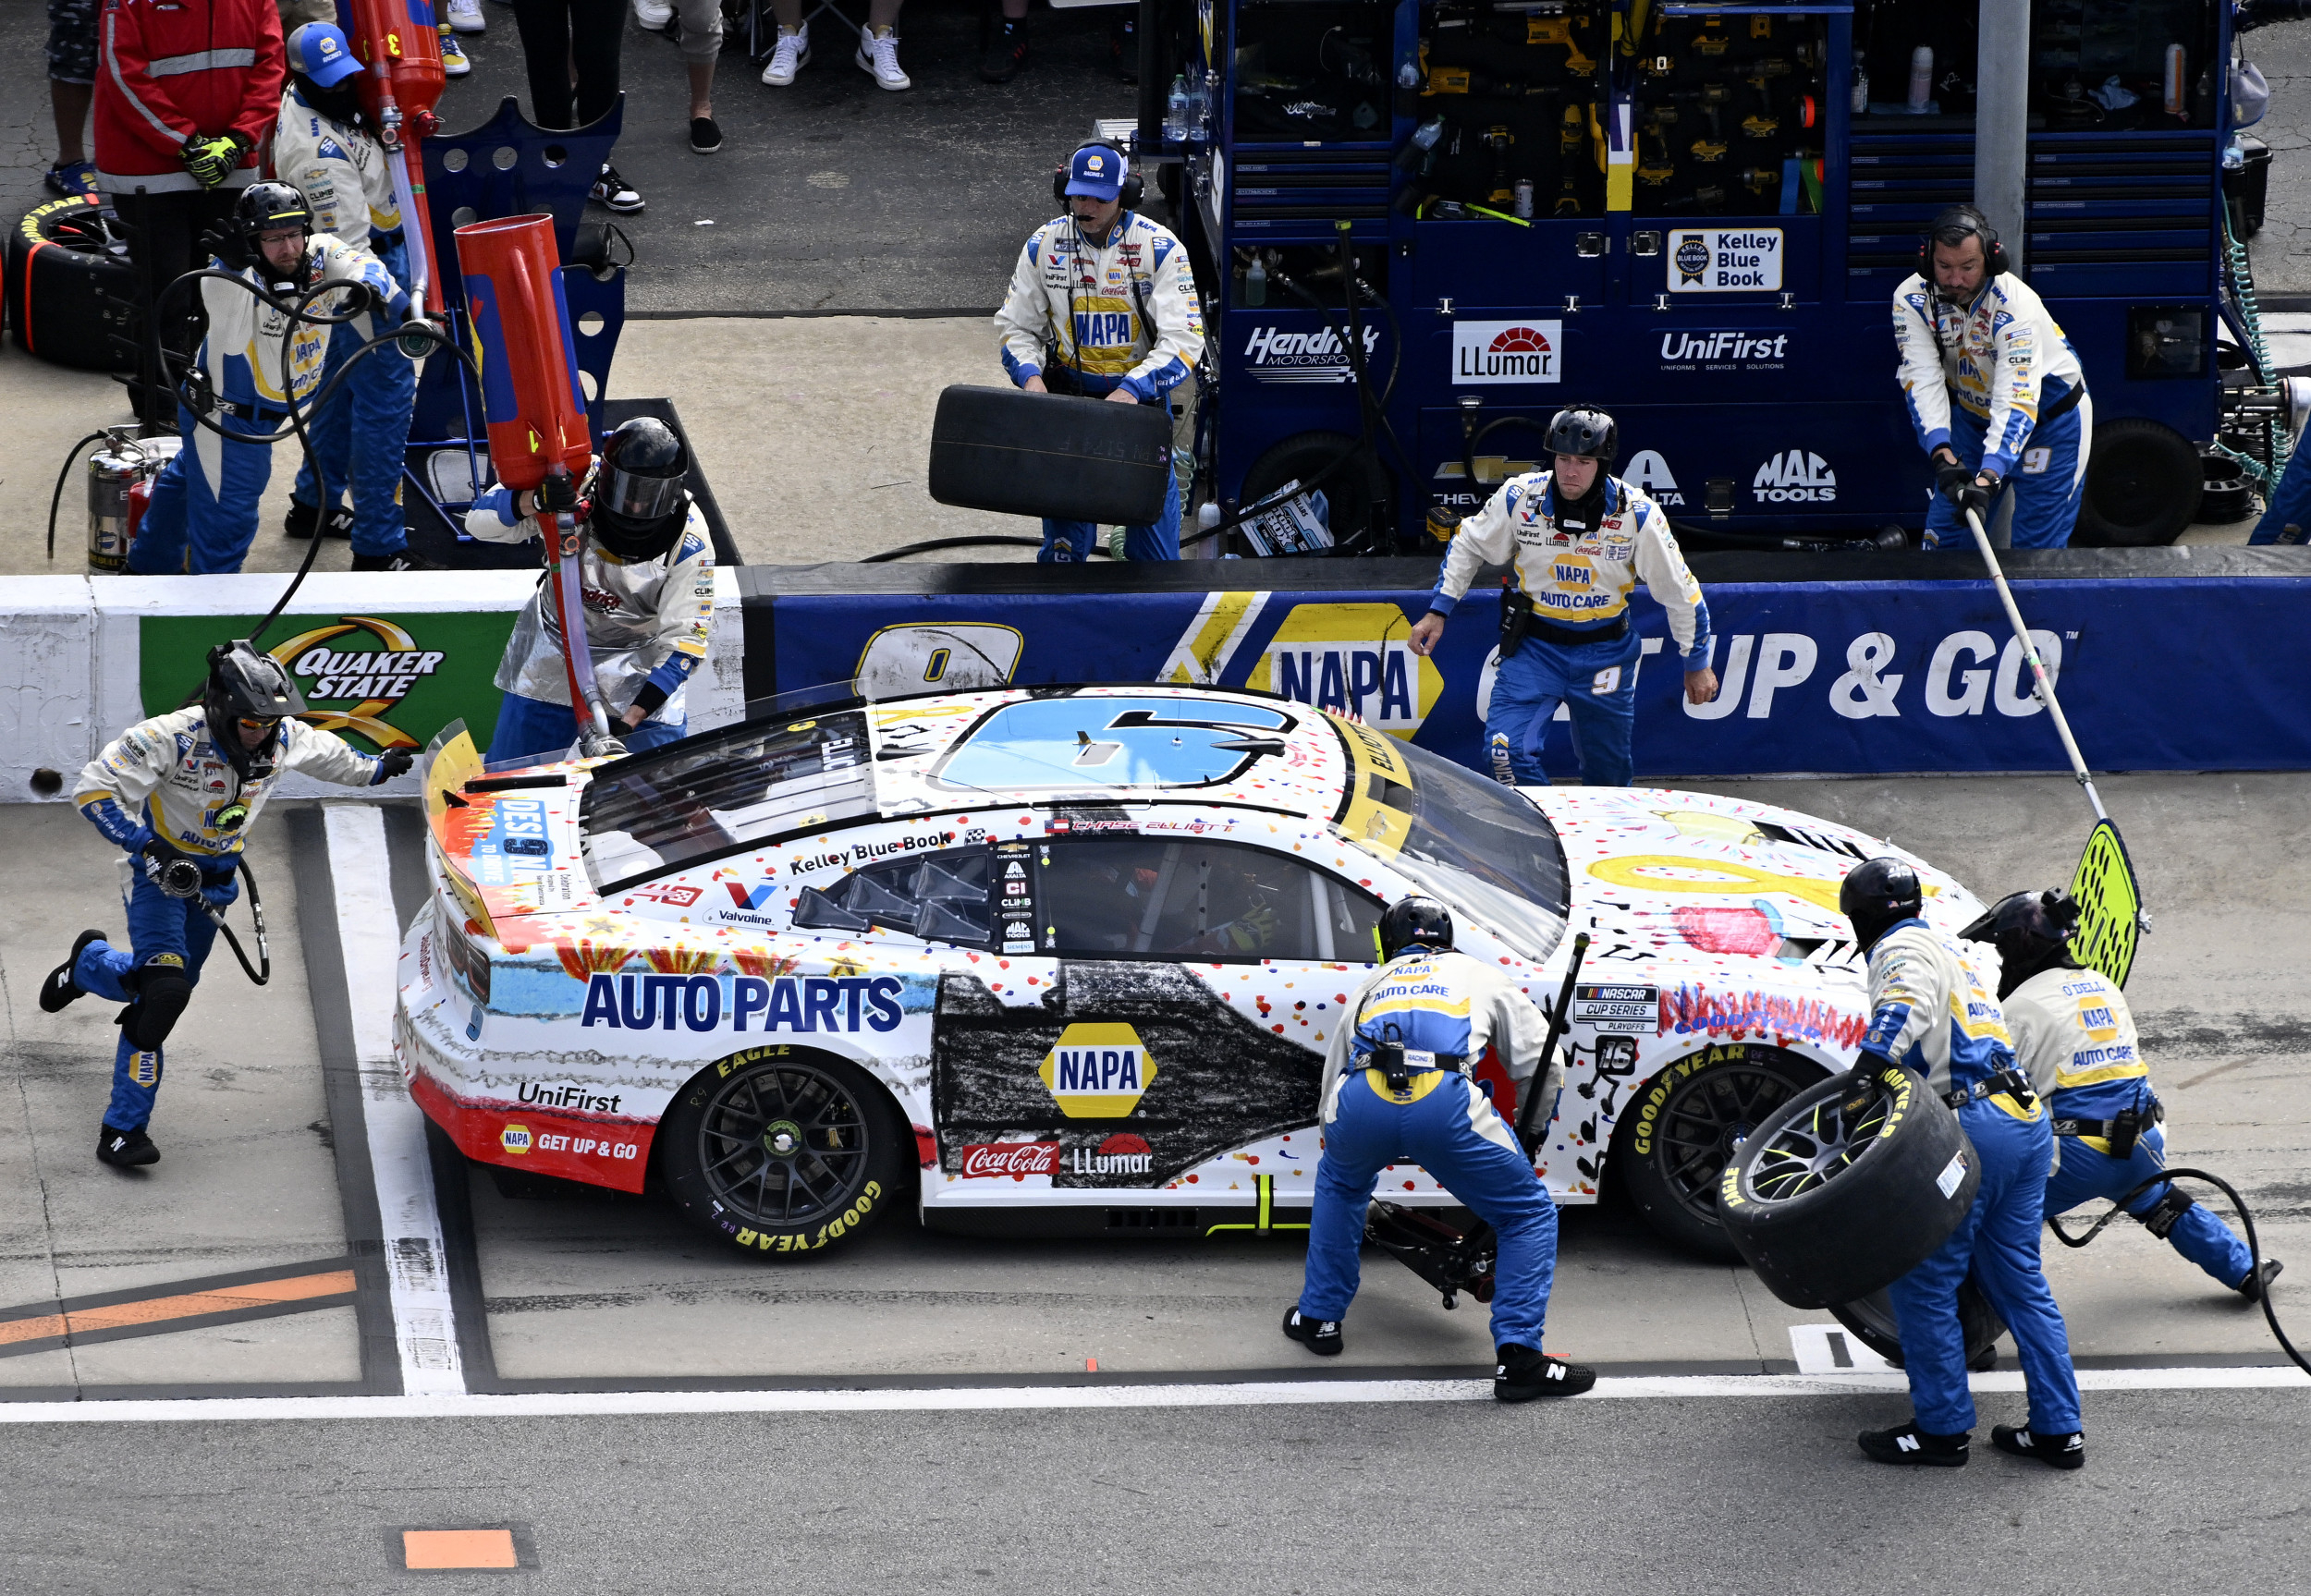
[{"x1": 581, "y1": 972, "x2": 907, "y2": 1032}]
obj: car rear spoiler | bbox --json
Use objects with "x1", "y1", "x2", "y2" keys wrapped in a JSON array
[{"x1": 422, "y1": 719, "x2": 498, "y2": 940}]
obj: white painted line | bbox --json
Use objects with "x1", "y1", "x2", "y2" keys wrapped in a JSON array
[
  {"x1": 1789, "y1": 1323, "x2": 1894, "y2": 1375},
  {"x1": 324, "y1": 801, "x2": 465, "y2": 1398},
  {"x1": 0, "y1": 1366, "x2": 2301, "y2": 1425}
]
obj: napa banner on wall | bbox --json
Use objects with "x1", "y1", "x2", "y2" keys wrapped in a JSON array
[{"x1": 763, "y1": 577, "x2": 2311, "y2": 777}]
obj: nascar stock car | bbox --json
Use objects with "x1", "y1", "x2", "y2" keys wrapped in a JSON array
[{"x1": 396, "y1": 684, "x2": 1987, "y2": 1261}]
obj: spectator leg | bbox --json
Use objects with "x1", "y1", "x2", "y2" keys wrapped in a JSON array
[
  {"x1": 51, "y1": 79, "x2": 92, "y2": 164},
  {"x1": 569, "y1": 0, "x2": 628, "y2": 128},
  {"x1": 510, "y1": 0, "x2": 578, "y2": 126}
]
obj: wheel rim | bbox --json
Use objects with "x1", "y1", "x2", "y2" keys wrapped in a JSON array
[
  {"x1": 1745, "y1": 1087, "x2": 1895, "y2": 1202},
  {"x1": 1654, "y1": 1059, "x2": 1808, "y2": 1221},
  {"x1": 696, "y1": 1062, "x2": 870, "y2": 1227}
]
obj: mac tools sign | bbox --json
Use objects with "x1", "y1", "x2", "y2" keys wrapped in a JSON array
[
  {"x1": 1451, "y1": 320, "x2": 1564, "y2": 385},
  {"x1": 1669, "y1": 228, "x2": 1783, "y2": 293}
]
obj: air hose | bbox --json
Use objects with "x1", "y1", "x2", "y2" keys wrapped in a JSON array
[
  {"x1": 2213, "y1": 206, "x2": 2293, "y2": 493},
  {"x1": 2048, "y1": 1164, "x2": 2308, "y2": 1378}
]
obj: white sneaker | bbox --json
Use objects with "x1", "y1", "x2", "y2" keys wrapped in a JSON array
[
  {"x1": 446, "y1": 0, "x2": 484, "y2": 32},
  {"x1": 632, "y1": 0, "x2": 672, "y2": 30},
  {"x1": 761, "y1": 24, "x2": 810, "y2": 85},
  {"x1": 855, "y1": 25, "x2": 910, "y2": 90}
]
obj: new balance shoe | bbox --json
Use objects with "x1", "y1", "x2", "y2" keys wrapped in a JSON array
[
  {"x1": 592, "y1": 164, "x2": 644, "y2": 214},
  {"x1": 1991, "y1": 1425, "x2": 2085, "y2": 1470},
  {"x1": 1281, "y1": 1305, "x2": 1342, "y2": 1357},
  {"x1": 1858, "y1": 1422, "x2": 1971, "y2": 1467},
  {"x1": 1494, "y1": 1345, "x2": 1596, "y2": 1402},
  {"x1": 856, "y1": 25, "x2": 910, "y2": 90},
  {"x1": 437, "y1": 28, "x2": 471, "y2": 76},
  {"x1": 97, "y1": 1124, "x2": 160, "y2": 1168},
  {"x1": 40, "y1": 931, "x2": 107, "y2": 1014},
  {"x1": 445, "y1": 0, "x2": 484, "y2": 31},
  {"x1": 285, "y1": 500, "x2": 354, "y2": 540},
  {"x1": 349, "y1": 550, "x2": 440, "y2": 571},
  {"x1": 2238, "y1": 1258, "x2": 2284, "y2": 1301},
  {"x1": 761, "y1": 24, "x2": 810, "y2": 84},
  {"x1": 44, "y1": 160, "x2": 99, "y2": 198},
  {"x1": 633, "y1": 0, "x2": 673, "y2": 29},
  {"x1": 980, "y1": 19, "x2": 1028, "y2": 82}
]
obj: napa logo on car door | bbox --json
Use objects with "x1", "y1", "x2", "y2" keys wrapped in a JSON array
[
  {"x1": 1039, "y1": 1023, "x2": 1159, "y2": 1116},
  {"x1": 1247, "y1": 603, "x2": 1444, "y2": 739}
]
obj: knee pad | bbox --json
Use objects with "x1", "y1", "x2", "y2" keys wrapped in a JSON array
[
  {"x1": 124, "y1": 969, "x2": 193, "y2": 1051},
  {"x1": 2138, "y1": 1186, "x2": 2195, "y2": 1239}
]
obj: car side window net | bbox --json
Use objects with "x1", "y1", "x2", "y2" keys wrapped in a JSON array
[
  {"x1": 791, "y1": 848, "x2": 995, "y2": 945},
  {"x1": 1040, "y1": 837, "x2": 1379, "y2": 963}
]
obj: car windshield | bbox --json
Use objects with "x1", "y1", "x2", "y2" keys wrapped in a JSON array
[{"x1": 1384, "y1": 737, "x2": 1571, "y2": 964}]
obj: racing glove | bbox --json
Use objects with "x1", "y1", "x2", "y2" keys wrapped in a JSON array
[
  {"x1": 535, "y1": 473, "x2": 581, "y2": 515},
  {"x1": 179, "y1": 132, "x2": 248, "y2": 189},
  {"x1": 201, "y1": 874, "x2": 240, "y2": 911},
  {"x1": 373, "y1": 749, "x2": 415, "y2": 783},
  {"x1": 1934, "y1": 460, "x2": 1975, "y2": 504}
]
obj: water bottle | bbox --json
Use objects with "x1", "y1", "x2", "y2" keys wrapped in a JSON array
[
  {"x1": 1244, "y1": 253, "x2": 1267, "y2": 307},
  {"x1": 1907, "y1": 45, "x2": 1932, "y2": 112},
  {"x1": 1165, "y1": 75, "x2": 1190, "y2": 145},
  {"x1": 1850, "y1": 48, "x2": 1869, "y2": 115}
]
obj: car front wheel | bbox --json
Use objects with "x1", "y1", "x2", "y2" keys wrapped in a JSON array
[{"x1": 1611, "y1": 1042, "x2": 1826, "y2": 1261}]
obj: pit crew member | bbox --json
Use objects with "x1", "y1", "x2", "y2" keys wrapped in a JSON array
[
  {"x1": 1287, "y1": 895, "x2": 1596, "y2": 1403},
  {"x1": 1841, "y1": 857, "x2": 2083, "y2": 1470},
  {"x1": 995, "y1": 141, "x2": 1204, "y2": 562},
  {"x1": 125, "y1": 180, "x2": 419, "y2": 575},
  {"x1": 1986, "y1": 889, "x2": 2278, "y2": 1299},
  {"x1": 1895, "y1": 205, "x2": 2093, "y2": 551},
  {"x1": 465, "y1": 416, "x2": 715, "y2": 763},
  {"x1": 272, "y1": 22, "x2": 427, "y2": 570},
  {"x1": 1408, "y1": 405, "x2": 1718, "y2": 788},
  {"x1": 41, "y1": 641, "x2": 408, "y2": 1168}
]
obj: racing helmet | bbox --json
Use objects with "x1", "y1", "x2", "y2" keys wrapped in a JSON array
[
  {"x1": 202, "y1": 640, "x2": 306, "y2": 779},
  {"x1": 1964, "y1": 889, "x2": 2083, "y2": 999},
  {"x1": 1840, "y1": 856, "x2": 1922, "y2": 954},
  {"x1": 1543, "y1": 405, "x2": 1618, "y2": 466},
  {"x1": 222, "y1": 181, "x2": 314, "y2": 275},
  {"x1": 591, "y1": 417, "x2": 691, "y2": 560},
  {"x1": 1379, "y1": 895, "x2": 1455, "y2": 960}
]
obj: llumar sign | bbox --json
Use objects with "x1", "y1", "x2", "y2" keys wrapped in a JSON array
[{"x1": 140, "y1": 612, "x2": 519, "y2": 754}]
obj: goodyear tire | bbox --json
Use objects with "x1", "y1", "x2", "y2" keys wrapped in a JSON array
[
  {"x1": 6, "y1": 196, "x2": 135, "y2": 372},
  {"x1": 2074, "y1": 417, "x2": 2201, "y2": 547},
  {"x1": 1611, "y1": 1042, "x2": 1828, "y2": 1262},
  {"x1": 659, "y1": 1045, "x2": 905, "y2": 1259},
  {"x1": 1718, "y1": 1061, "x2": 1981, "y2": 1310},
  {"x1": 1829, "y1": 1279, "x2": 2007, "y2": 1373},
  {"x1": 1240, "y1": 430, "x2": 1393, "y2": 553}
]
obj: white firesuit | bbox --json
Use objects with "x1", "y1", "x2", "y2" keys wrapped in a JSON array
[
  {"x1": 996, "y1": 211, "x2": 1205, "y2": 400},
  {"x1": 1892, "y1": 272, "x2": 2088, "y2": 478},
  {"x1": 270, "y1": 85, "x2": 401, "y2": 326}
]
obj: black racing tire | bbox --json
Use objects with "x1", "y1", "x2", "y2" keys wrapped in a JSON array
[
  {"x1": 1829, "y1": 1278, "x2": 2007, "y2": 1372},
  {"x1": 659, "y1": 1045, "x2": 905, "y2": 1259},
  {"x1": 1611, "y1": 1042, "x2": 1829, "y2": 1262},
  {"x1": 2074, "y1": 417, "x2": 2202, "y2": 547},
  {"x1": 6, "y1": 195, "x2": 136, "y2": 372},
  {"x1": 1718, "y1": 1062, "x2": 1982, "y2": 1310},
  {"x1": 1240, "y1": 429, "x2": 1393, "y2": 554}
]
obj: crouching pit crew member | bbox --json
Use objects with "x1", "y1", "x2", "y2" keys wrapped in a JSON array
[
  {"x1": 1408, "y1": 406, "x2": 1718, "y2": 787},
  {"x1": 1985, "y1": 889, "x2": 2279, "y2": 1300},
  {"x1": 1287, "y1": 895, "x2": 1596, "y2": 1402},
  {"x1": 995, "y1": 141, "x2": 1204, "y2": 562},
  {"x1": 41, "y1": 642, "x2": 409, "y2": 1168},
  {"x1": 466, "y1": 416, "x2": 715, "y2": 764},
  {"x1": 1841, "y1": 858, "x2": 2084, "y2": 1470},
  {"x1": 1895, "y1": 205, "x2": 2092, "y2": 551}
]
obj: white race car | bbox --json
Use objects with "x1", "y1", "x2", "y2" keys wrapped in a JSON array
[{"x1": 397, "y1": 685, "x2": 1985, "y2": 1260}]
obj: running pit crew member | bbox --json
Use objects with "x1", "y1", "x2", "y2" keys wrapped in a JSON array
[
  {"x1": 466, "y1": 417, "x2": 715, "y2": 763},
  {"x1": 995, "y1": 141, "x2": 1204, "y2": 562},
  {"x1": 1895, "y1": 205, "x2": 2093, "y2": 550},
  {"x1": 1409, "y1": 406, "x2": 1718, "y2": 787}
]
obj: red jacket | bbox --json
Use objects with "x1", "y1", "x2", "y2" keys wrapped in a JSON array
[{"x1": 95, "y1": 0, "x2": 285, "y2": 195}]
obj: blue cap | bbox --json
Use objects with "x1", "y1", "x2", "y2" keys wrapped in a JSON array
[
  {"x1": 1064, "y1": 144, "x2": 1126, "y2": 201},
  {"x1": 287, "y1": 23, "x2": 363, "y2": 89}
]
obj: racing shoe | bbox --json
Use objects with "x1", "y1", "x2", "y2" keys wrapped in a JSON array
[
  {"x1": 1495, "y1": 1345, "x2": 1596, "y2": 1402},
  {"x1": 761, "y1": 24, "x2": 810, "y2": 84},
  {"x1": 349, "y1": 551, "x2": 441, "y2": 571},
  {"x1": 2238, "y1": 1259, "x2": 2284, "y2": 1301},
  {"x1": 1857, "y1": 1422, "x2": 1970, "y2": 1467},
  {"x1": 97, "y1": 1124, "x2": 160, "y2": 1168},
  {"x1": 40, "y1": 930, "x2": 108, "y2": 1014},
  {"x1": 1991, "y1": 1425, "x2": 2085, "y2": 1470},
  {"x1": 1281, "y1": 1305, "x2": 1342, "y2": 1357},
  {"x1": 285, "y1": 500, "x2": 354, "y2": 540}
]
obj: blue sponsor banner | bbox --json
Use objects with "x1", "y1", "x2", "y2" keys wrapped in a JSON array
[{"x1": 768, "y1": 577, "x2": 2311, "y2": 776}]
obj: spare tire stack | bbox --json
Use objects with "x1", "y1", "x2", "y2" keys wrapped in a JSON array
[{"x1": 5, "y1": 194, "x2": 136, "y2": 372}]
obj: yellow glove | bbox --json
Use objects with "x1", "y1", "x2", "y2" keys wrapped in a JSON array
[{"x1": 180, "y1": 133, "x2": 245, "y2": 188}]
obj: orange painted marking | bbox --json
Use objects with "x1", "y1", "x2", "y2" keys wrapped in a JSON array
[
  {"x1": 404, "y1": 1529, "x2": 520, "y2": 1569},
  {"x1": 0, "y1": 1270, "x2": 356, "y2": 1347}
]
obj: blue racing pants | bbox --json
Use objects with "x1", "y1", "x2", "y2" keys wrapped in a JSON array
[
  {"x1": 1886, "y1": 1100, "x2": 2080, "y2": 1435},
  {"x1": 1302, "y1": 1069, "x2": 1559, "y2": 1350},
  {"x1": 73, "y1": 866, "x2": 233, "y2": 1132},
  {"x1": 2045, "y1": 1123, "x2": 2254, "y2": 1288},
  {"x1": 2250, "y1": 439, "x2": 2311, "y2": 544},
  {"x1": 128, "y1": 401, "x2": 279, "y2": 574},
  {"x1": 1485, "y1": 630, "x2": 1642, "y2": 788},
  {"x1": 293, "y1": 238, "x2": 418, "y2": 559},
  {"x1": 485, "y1": 690, "x2": 688, "y2": 765},
  {"x1": 1923, "y1": 395, "x2": 2091, "y2": 552},
  {"x1": 1041, "y1": 469, "x2": 1181, "y2": 563}
]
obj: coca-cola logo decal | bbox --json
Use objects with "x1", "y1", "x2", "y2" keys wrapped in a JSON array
[{"x1": 957, "y1": 1140, "x2": 1062, "y2": 1180}]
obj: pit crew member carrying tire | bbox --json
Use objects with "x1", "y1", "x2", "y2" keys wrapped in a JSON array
[
  {"x1": 1895, "y1": 205, "x2": 2093, "y2": 551},
  {"x1": 994, "y1": 141, "x2": 1204, "y2": 563},
  {"x1": 1286, "y1": 895, "x2": 1596, "y2": 1403},
  {"x1": 465, "y1": 416, "x2": 715, "y2": 764},
  {"x1": 1407, "y1": 405, "x2": 1718, "y2": 788},
  {"x1": 1984, "y1": 888, "x2": 2280, "y2": 1301},
  {"x1": 1840, "y1": 857, "x2": 2084, "y2": 1470},
  {"x1": 41, "y1": 641, "x2": 409, "y2": 1169}
]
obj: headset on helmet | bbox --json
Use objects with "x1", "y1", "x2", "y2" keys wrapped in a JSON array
[
  {"x1": 1960, "y1": 888, "x2": 2082, "y2": 1000},
  {"x1": 1378, "y1": 895, "x2": 1454, "y2": 960},
  {"x1": 1051, "y1": 140, "x2": 1145, "y2": 210},
  {"x1": 219, "y1": 180, "x2": 314, "y2": 276},
  {"x1": 591, "y1": 416, "x2": 691, "y2": 561},
  {"x1": 1544, "y1": 404, "x2": 1618, "y2": 466},
  {"x1": 1840, "y1": 856, "x2": 1923, "y2": 954},
  {"x1": 202, "y1": 639, "x2": 307, "y2": 781},
  {"x1": 1917, "y1": 203, "x2": 2009, "y2": 281}
]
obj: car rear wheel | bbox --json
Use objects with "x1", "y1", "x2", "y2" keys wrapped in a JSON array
[
  {"x1": 660, "y1": 1046, "x2": 904, "y2": 1258},
  {"x1": 1611, "y1": 1042, "x2": 1828, "y2": 1262}
]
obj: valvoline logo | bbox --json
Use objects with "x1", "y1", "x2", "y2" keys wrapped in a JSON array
[
  {"x1": 1039, "y1": 1023, "x2": 1158, "y2": 1118},
  {"x1": 726, "y1": 882, "x2": 776, "y2": 910}
]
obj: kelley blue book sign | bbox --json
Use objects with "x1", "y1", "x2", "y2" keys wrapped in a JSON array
[{"x1": 766, "y1": 577, "x2": 2311, "y2": 777}]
